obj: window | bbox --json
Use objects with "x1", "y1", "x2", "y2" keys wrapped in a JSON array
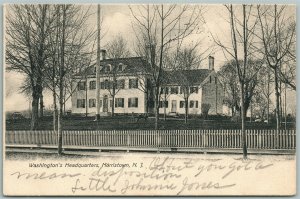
[
  {"x1": 159, "y1": 101, "x2": 168, "y2": 108},
  {"x1": 104, "y1": 80, "x2": 110, "y2": 89},
  {"x1": 117, "y1": 79, "x2": 125, "y2": 89},
  {"x1": 115, "y1": 98, "x2": 124, "y2": 108},
  {"x1": 100, "y1": 81, "x2": 105, "y2": 89},
  {"x1": 118, "y1": 64, "x2": 125, "y2": 71},
  {"x1": 162, "y1": 87, "x2": 169, "y2": 95},
  {"x1": 170, "y1": 87, "x2": 179, "y2": 94},
  {"x1": 180, "y1": 87, "x2": 183, "y2": 94},
  {"x1": 180, "y1": 101, "x2": 185, "y2": 108},
  {"x1": 100, "y1": 80, "x2": 112, "y2": 89},
  {"x1": 77, "y1": 82, "x2": 86, "y2": 91},
  {"x1": 89, "y1": 99, "x2": 96, "y2": 108},
  {"x1": 128, "y1": 97, "x2": 138, "y2": 107},
  {"x1": 189, "y1": 100, "x2": 198, "y2": 108},
  {"x1": 129, "y1": 79, "x2": 138, "y2": 89},
  {"x1": 190, "y1": 87, "x2": 198, "y2": 94},
  {"x1": 77, "y1": 99, "x2": 85, "y2": 108},
  {"x1": 104, "y1": 65, "x2": 111, "y2": 72},
  {"x1": 180, "y1": 87, "x2": 189, "y2": 94},
  {"x1": 89, "y1": 81, "x2": 96, "y2": 90},
  {"x1": 164, "y1": 101, "x2": 169, "y2": 108},
  {"x1": 110, "y1": 100, "x2": 113, "y2": 107},
  {"x1": 190, "y1": 101, "x2": 194, "y2": 108}
]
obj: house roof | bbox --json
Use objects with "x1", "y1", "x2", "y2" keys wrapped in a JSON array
[
  {"x1": 74, "y1": 56, "x2": 213, "y2": 86},
  {"x1": 74, "y1": 57, "x2": 152, "y2": 77},
  {"x1": 162, "y1": 69, "x2": 212, "y2": 85}
]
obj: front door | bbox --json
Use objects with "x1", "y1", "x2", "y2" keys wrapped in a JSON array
[
  {"x1": 171, "y1": 100, "x2": 177, "y2": 113},
  {"x1": 103, "y1": 95, "x2": 108, "y2": 112}
]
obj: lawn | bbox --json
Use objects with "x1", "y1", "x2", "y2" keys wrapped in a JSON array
[{"x1": 5, "y1": 115, "x2": 296, "y2": 130}]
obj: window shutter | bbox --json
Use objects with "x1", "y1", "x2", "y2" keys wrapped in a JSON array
[
  {"x1": 135, "y1": 98, "x2": 138, "y2": 107},
  {"x1": 128, "y1": 98, "x2": 131, "y2": 107}
]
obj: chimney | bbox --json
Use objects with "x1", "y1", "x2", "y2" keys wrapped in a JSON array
[
  {"x1": 100, "y1": 49, "x2": 107, "y2": 60},
  {"x1": 209, "y1": 56, "x2": 214, "y2": 70}
]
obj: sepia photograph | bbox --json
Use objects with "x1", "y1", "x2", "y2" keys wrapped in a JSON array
[{"x1": 3, "y1": 3, "x2": 296, "y2": 196}]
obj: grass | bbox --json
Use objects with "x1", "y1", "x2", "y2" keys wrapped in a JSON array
[{"x1": 5, "y1": 115, "x2": 296, "y2": 131}]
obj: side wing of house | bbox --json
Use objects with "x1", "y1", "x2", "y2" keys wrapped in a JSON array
[
  {"x1": 201, "y1": 72, "x2": 224, "y2": 115},
  {"x1": 158, "y1": 86, "x2": 202, "y2": 115}
]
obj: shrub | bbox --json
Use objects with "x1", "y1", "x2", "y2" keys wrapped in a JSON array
[{"x1": 201, "y1": 103, "x2": 211, "y2": 119}]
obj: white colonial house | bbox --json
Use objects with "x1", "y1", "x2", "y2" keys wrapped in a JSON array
[
  {"x1": 158, "y1": 56, "x2": 224, "y2": 115},
  {"x1": 71, "y1": 54, "x2": 153, "y2": 115},
  {"x1": 71, "y1": 53, "x2": 224, "y2": 116}
]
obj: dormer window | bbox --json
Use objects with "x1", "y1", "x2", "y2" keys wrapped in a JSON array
[
  {"x1": 118, "y1": 63, "x2": 126, "y2": 72},
  {"x1": 104, "y1": 64, "x2": 111, "y2": 72},
  {"x1": 118, "y1": 63, "x2": 122, "y2": 71}
]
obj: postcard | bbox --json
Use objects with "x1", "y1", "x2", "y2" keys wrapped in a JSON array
[{"x1": 3, "y1": 4, "x2": 296, "y2": 196}]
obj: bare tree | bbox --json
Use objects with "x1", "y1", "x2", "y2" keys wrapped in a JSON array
[
  {"x1": 213, "y1": 5, "x2": 261, "y2": 159},
  {"x1": 6, "y1": 5, "x2": 57, "y2": 130},
  {"x1": 39, "y1": 5, "x2": 95, "y2": 154},
  {"x1": 167, "y1": 44, "x2": 205, "y2": 123},
  {"x1": 257, "y1": 5, "x2": 296, "y2": 130},
  {"x1": 105, "y1": 34, "x2": 131, "y2": 59},
  {"x1": 219, "y1": 59, "x2": 263, "y2": 120},
  {"x1": 218, "y1": 60, "x2": 240, "y2": 117},
  {"x1": 130, "y1": 4, "x2": 204, "y2": 129},
  {"x1": 255, "y1": 64, "x2": 274, "y2": 123}
]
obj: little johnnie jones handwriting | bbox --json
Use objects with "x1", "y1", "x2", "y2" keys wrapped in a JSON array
[
  {"x1": 9, "y1": 157, "x2": 274, "y2": 195},
  {"x1": 70, "y1": 157, "x2": 273, "y2": 194}
]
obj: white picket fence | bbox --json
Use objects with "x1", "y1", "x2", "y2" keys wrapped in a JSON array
[{"x1": 5, "y1": 129, "x2": 296, "y2": 151}]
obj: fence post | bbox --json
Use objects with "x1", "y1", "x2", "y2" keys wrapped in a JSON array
[{"x1": 126, "y1": 130, "x2": 130, "y2": 152}]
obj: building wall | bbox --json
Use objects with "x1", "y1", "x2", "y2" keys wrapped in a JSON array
[
  {"x1": 71, "y1": 72, "x2": 224, "y2": 116},
  {"x1": 71, "y1": 75, "x2": 147, "y2": 115},
  {"x1": 201, "y1": 73, "x2": 224, "y2": 115},
  {"x1": 158, "y1": 87, "x2": 203, "y2": 115}
]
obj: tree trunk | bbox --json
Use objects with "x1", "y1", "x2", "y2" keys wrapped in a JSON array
[
  {"x1": 58, "y1": 5, "x2": 66, "y2": 155},
  {"x1": 267, "y1": 70, "x2": 270, "y2": 124},
  {"x1": 57, "y1": 106, "x2": 63, "y2": 155},
  {"x1": 85, "y1": 76, "x2": 88, "y2": 118},
  {"x1": 279, "y1": 80, "x2": 282, "y2": 125},
  {"x1": 53, "y1": 90, "x2": 57, "y2": 132},
  {"x1": 240, "y1": 84, "x2": 247, "y2": 159},
  {"x1": 112, "y1": 95, "x2": 115, "y2": 117},
  {"x1": 185, "y1": 98, "x2": 188, "y2": 124},
  {"x1": 39, "y1": 92, "x2": 44, "y2": 118},
  {"x1": 250, "y1": 101, "x2": 252, "y2": 123},
  {"x1": 164, "y1": 92, "x2": 166, "y2": 121},
  {"x1": 274, "y1": 67, "x2": 281, "y2": 130},
  {"x1": 154, "y1": 87, "x2": 159, "y2": 130},
  {"x1": 31, "y1": 94, "x2": 39, "y2": 130},
  {"x1": 95, "y1": 5, "x2": 101, "y2": 121}
]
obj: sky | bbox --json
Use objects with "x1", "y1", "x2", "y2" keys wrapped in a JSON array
[{"x1": 4, "y1": 4, "x2": 296, "y2": 114}]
